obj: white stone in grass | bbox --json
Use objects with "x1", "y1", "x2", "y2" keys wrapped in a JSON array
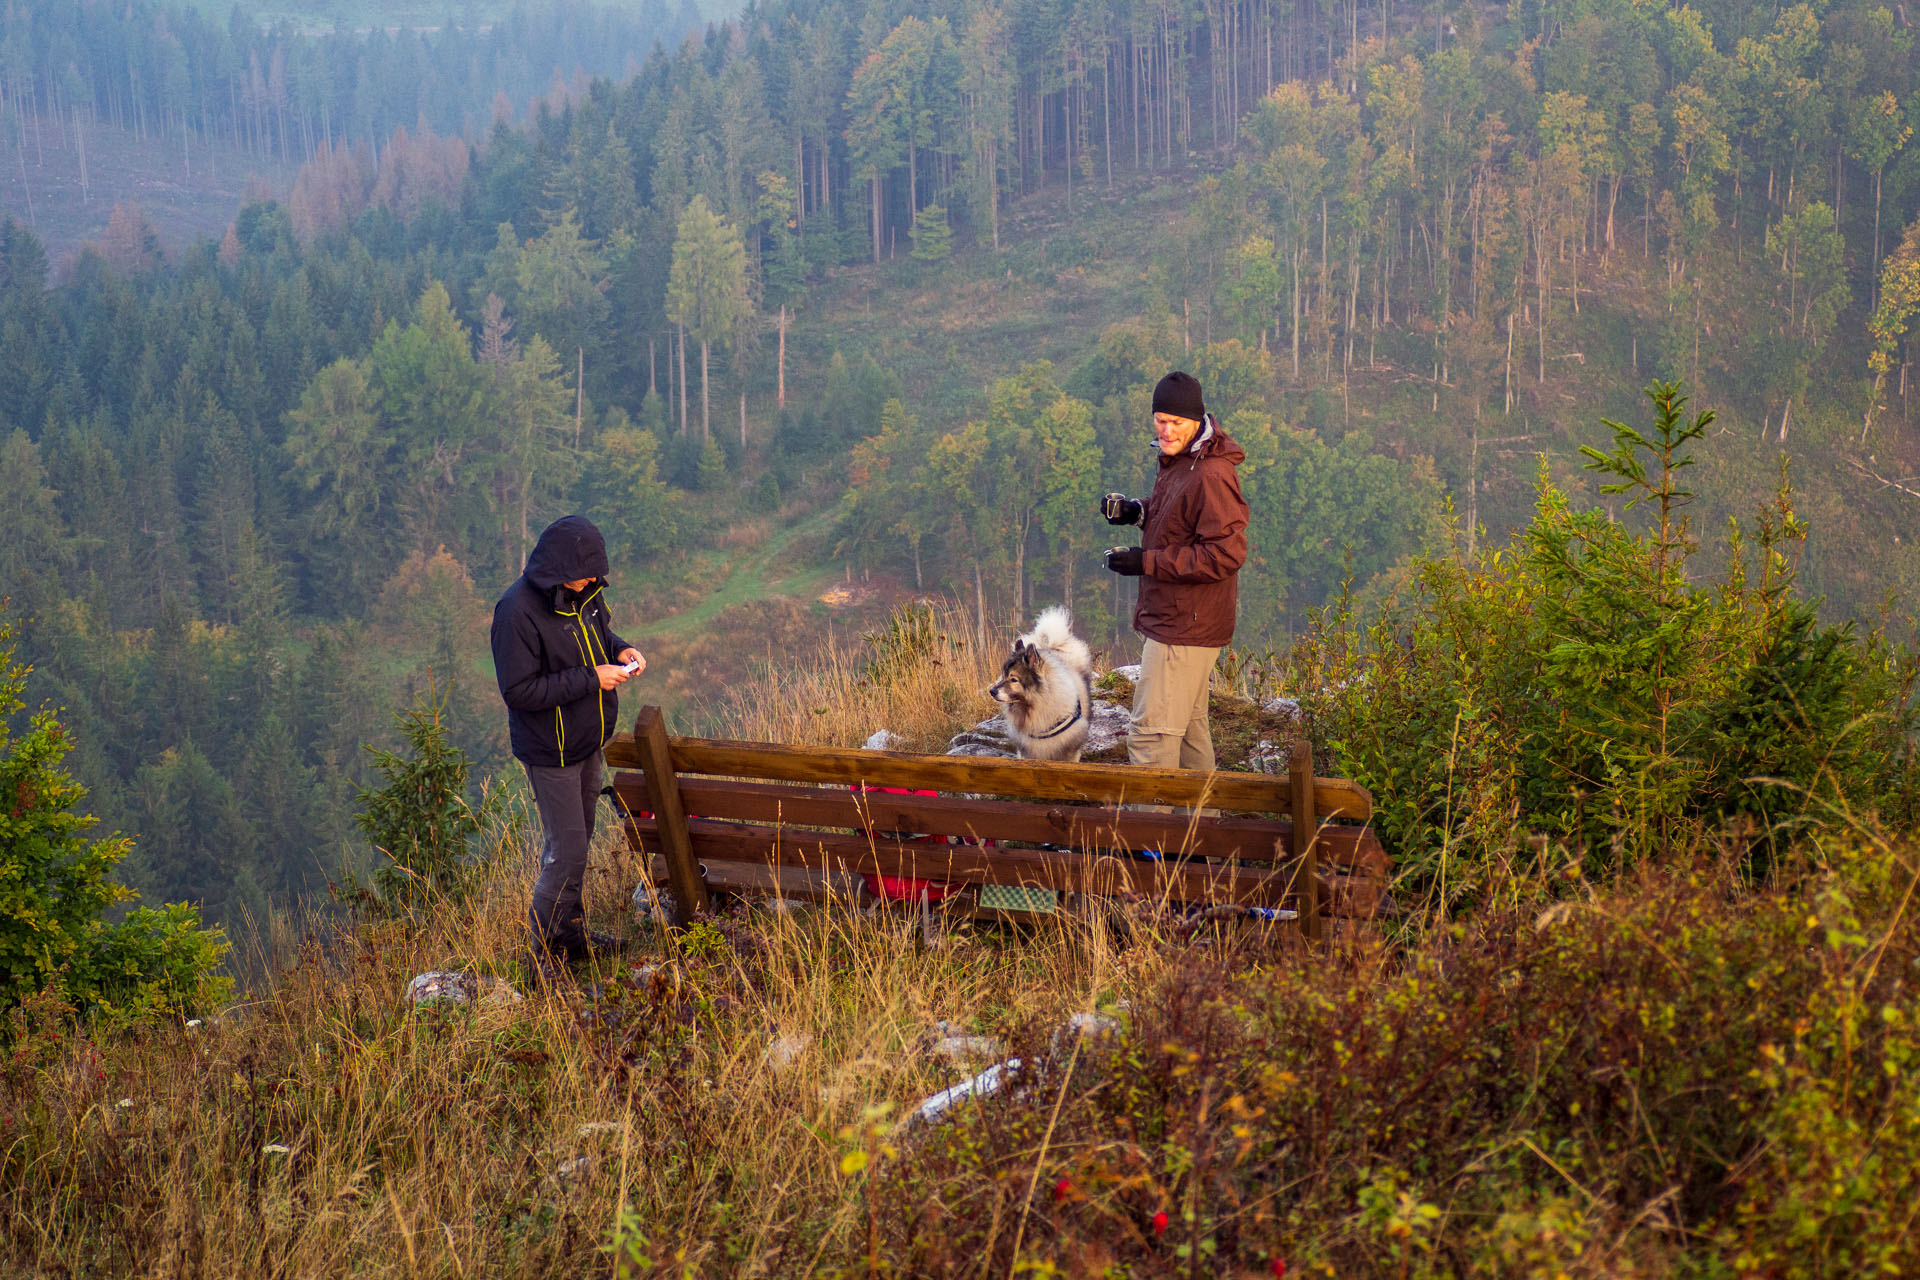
[
  {"x1": 631, "y1": 883, "x2": 680, "y2": 931},
  {"x1": 1263, "y1": 696, "x2": 1301, "y2": 717},
  {"x1": 930, "y1": 1035, "x2": 1006, "y2": 1065},
  {"x1": 1111, "y1": 664, "x2": 1142, "y2": 682},
  {"x1": 864, "y1": 729, "x2": 906, "y2": 751},
  {"x1": 261, "y1": 1143, "x2": 291, "y2": 1155},
  {"x1": 553, "y1": 1156, "x2": 592, "y2": 1180},
  {"x1": 1246, "y1": 738, "x2": 1286, "y2": 774},
  {"x1": 405, "y1": 971, "x2": 477, "y2": 1006}
]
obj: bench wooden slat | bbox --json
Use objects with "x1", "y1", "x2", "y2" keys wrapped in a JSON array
[
  {"x1": 645, "y1": 852, "x2": 1385, "y2": 920},
  {"x1": 603, "y1": 733, "x2": 1373, "y2": 821},
  {"x1": 623, "y1": 816, "x2": 1311, "y2": 909},
  {"x1": 608, "y1": 773, "x2": 1388, "y2": 874},
  {"x1": 642, "y1": 856, "x2": 863, "y2": 906}
]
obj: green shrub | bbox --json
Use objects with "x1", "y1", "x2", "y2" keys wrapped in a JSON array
[
  {"x1": 870, "y1": 841, "x2": 1920, "y2": 1276},
  {"x1": 1294, "y1": 382, "x2": 1917, "y2": 905},
  {"x1": 0, "y1": 620, "x2": 229, "y2": 1025}
]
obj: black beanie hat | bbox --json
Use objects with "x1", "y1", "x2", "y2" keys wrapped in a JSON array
[{"x1": 1152, "y1": 370, "x2": 1205, "y2": 421}]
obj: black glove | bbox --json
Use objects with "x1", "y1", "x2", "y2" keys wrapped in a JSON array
[
  {"x1": 1101, "y1": 493, "x2": 1144, "y2": 526},
  {"x1": 1104, "y1": 545, "x2": 1145, "y2": 576}
]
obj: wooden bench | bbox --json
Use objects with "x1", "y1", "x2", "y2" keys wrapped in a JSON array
[{"x1": 603, "y1": 706, "x2": 1387, "y2": 942}]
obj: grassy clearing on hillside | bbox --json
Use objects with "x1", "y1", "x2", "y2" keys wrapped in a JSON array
[
  {"x1": 788, "y1": 183, "x2": 1190, "y2": 431},
  {"x1": 0, "y1": 115, "x2": 296, "y2": 267}
]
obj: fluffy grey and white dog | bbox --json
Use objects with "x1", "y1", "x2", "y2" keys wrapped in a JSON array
[{"x1": 987, "y1": 606, "x2": 1095, "y2": 762}]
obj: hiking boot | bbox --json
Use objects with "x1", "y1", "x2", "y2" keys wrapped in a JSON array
[
  {"x1": 525, "y1": 945, "x2": 573, "y2": 990},
  {"x1": 550, "y1": 928, "x2": 629, "y2": 961},
  {"x1": 579, "y1": 928, "x2": 629, "y2": 957}
]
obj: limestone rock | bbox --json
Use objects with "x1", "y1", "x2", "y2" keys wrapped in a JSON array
[
  {"x1": 1246, "y1": 738, "x2": 1287, "y2": 774},
  {"x1": 864, "y1": 729, "x2": 906, "y2": 751},
  {"x1": 925, "y1": 1021, "x2": 1006, "y2": 1065},
  {"x1": 944, "y1": 700, "x2": 1132, "y2": 759},
  {"x1": 405, "y1": 971, "x2": 477, "y2": 1006},
  {"x1": 405, "y1": 971, "x2": 521, "y2": 1009},
  {"x1": 631, "y1": 882, "x2": 680, "y2": 931}
]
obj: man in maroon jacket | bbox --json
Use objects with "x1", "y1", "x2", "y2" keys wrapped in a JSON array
[{"x1": 1100, "y1": 371, "x2": 1249, "y2": 771}]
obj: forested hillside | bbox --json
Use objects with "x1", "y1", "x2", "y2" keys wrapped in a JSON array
[
  {"x1": 1, "y1": 0, "x2": 1918, "y2": 924},
  {"x1": 0, "y1": 0, "x2": 706, "y2": 258}
]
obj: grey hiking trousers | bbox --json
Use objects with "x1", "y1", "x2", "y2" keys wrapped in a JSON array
[{"x1": 525, "y1": 751, "x2": 604, "y2": 949}]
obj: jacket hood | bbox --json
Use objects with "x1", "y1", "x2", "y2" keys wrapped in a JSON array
[
  {"x1": 1158, "y1": 413, "x2": 1244, "y2": 468},
  {"x1": 524, "y1": 515, "x2": 611, "y2": 591}
]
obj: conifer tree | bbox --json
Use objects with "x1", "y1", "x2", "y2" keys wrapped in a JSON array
[
  {"x1": 909, "y1": 202, "x2": 952, "y2": 261},
  {"x1": 665, "y1": 195, "x2": 751, "y2": 443}
]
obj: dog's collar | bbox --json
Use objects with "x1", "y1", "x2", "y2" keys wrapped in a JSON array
[{"x1": 1027, "y1": 703, "x2": 1084, "y2": 741}]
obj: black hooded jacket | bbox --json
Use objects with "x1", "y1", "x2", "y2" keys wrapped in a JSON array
[{"x1": 491, "y1": 516, "x2": 636, "y2": 768}]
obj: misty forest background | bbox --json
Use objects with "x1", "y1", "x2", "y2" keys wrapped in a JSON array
[{"x1": 0, "y1": 0, "x2": 1917, "y2": 929}]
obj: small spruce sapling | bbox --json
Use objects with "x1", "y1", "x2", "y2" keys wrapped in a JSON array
[
  {"x1": 345, "y1": 675, "x2": 501, "y2": 916},
  {"x1": 1577, "y1": 378, "x2": 1712, "y2": 584}
]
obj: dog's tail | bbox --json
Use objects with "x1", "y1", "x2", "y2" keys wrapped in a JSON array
[{"x1": 1024, "y1": 606, "x2": 1092, "y2": 671}]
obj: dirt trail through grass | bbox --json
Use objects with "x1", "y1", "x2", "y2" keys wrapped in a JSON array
[{"x1": 637, "y1": 507, "x2": 842, "y2": 643}]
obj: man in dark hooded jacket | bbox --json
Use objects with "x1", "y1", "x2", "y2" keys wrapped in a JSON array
[
  {"x1": 491, "y1": 515, "x2": 645, "y2": 963},
  {"x1": 1099, "y1": 370, "x2": 1249, "y2": 771}
]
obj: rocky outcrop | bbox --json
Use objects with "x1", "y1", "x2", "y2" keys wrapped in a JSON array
[{"x1": 945, "y1": 700, "x2": 1131, "y2": 758}]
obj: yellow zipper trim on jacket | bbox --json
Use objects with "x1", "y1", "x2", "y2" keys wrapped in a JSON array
[{"x1": 555, "y1": 596, "x2": 606, "y2": 752}]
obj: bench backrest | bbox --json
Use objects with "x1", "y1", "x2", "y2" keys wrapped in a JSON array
[{"x1": 604, "y1": 706, "x2": 1380, "y2": 940}]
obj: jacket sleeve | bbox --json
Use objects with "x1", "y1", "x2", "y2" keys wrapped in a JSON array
[
  {"x1": 1144, "y1": 463, "x2": 1249, "y2": 584},
  {"x1": 493, "y1": 607, "x2": 595, "y2": 712}
]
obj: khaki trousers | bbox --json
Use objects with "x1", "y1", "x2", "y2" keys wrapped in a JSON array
[{"x1": 1128, "y1": 638, "x2": 1221, "y2": 772}]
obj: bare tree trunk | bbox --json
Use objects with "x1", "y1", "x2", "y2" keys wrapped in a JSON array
[
  {"x1": 777, "y1": 305, "x2": 787, "y2": 409},
  {"x1": 700, "y1": 338, "x2": 712, "y2": 442},
  {"x1": 677, "y1": 325, "x2": 688, "y2": 436},
  {"x1": 1504, "y1": 309, "x2": 1514, "y2": 415},
  {"x1": 974, "y1": 561, "x2": 987, "y2": 647}
]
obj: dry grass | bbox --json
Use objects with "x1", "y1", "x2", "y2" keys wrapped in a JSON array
[
  {"x1": 699, "y1": 600, "x2": 1003, "y2": 752},
  {"x1": 0, "y1": 780, "x2": 1185, "y2": 1276},
  {"x1": 716, "y1": 517, "x2": 776, "y2": 552},
  {"x1": 0, "y1": 618, "x2": 1164, "y2": 1276}
]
